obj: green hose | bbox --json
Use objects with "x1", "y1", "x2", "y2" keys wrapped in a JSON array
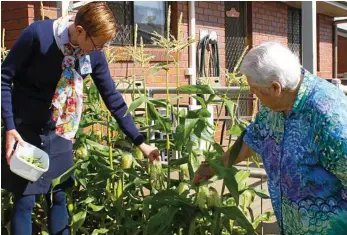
[{"x1": 196, "y1": 35, "x2": 220, "y2": 78}]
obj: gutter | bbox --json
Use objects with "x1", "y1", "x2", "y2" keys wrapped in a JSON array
[
  {"x1": 187, "y1": 1, "x2": 197, "y2": 106},
  {"x1": 324, "y1": 1, "x2": 347, "y2": 11}
]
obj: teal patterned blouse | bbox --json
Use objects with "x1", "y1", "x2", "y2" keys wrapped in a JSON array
[{"x1": 244, "y1": 69, "x2": 347, "y2": 234}]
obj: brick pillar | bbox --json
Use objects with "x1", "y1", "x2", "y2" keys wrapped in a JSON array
[
  {"x1": 251, "y1": 1, "x2": 288, "y2": 47},
  {"x1": 338, "y1": 35, "x2": 347, "y2": 75},
  {"x1": 317, "y1": 14, "x2": 333, "y2": 78}
]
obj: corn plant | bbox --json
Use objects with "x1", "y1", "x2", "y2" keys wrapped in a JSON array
[{"x1": 44, "y1": 7, "x2": 275, "y2": 235}]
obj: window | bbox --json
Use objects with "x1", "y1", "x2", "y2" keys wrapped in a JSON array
[
  {"x1": 287, "y1": 7, "x2": 302, "y2": 61},
  {"x1": 107, "y1": 1, "x2": 168, "y2": 46}
]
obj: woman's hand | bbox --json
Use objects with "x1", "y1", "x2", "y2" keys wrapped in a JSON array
[
  {"x1": 193, "y1": 162, "x2": 215, "y2": 185},
  {"x1": 5, "y1": 129, "x2": 25, "y2": 165},
  {"x1": 137, "y1": 143, "x2": 161, "y2": 163}
]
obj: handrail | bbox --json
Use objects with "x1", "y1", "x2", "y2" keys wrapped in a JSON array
[{"x1": 116, "y1": 86, "x2": 250, "y2": 95}]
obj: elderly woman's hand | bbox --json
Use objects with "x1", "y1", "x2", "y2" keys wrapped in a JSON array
[{"x1": 193, "y1": 162, "x2": 215, "y2": 185}]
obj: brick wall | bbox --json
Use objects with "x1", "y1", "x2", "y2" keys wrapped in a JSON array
[
  {"x1": 338, "y1": 35, "x2": 347, "y2": 74},
  {"x1": 317, "y1": 14, "x2": 333, "y2": 78},
  {"x1": 1, "y1": 1, "x2": 30, "y2": 48},
  {"x1": 251, "y1": 1, "x2": 288, "y2": 47},
  {"x1": 109, "y1": 1, "x2": 226, "y2": 89},
  {"x1": 28, "y1": 1, "x2": 58, "y2": 24},
  {"x1": 109, "y1": 2, "x2": 190, "y2": 93},
  {"x1": 1, "y1": 1, "x2": 58, "y2": 48}
]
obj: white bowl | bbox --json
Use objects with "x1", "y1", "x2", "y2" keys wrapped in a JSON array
[{"x1": 10, "y1": 141, "x2": 50, "y2": 182}]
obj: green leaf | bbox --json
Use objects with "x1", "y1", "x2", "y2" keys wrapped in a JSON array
[
  {"x1": 79, "y1": 119, "x2": 114, "y2": 129},
  {"x1": 206, "y1": 94, "x2": 216, "y2": 105},
  {"x1": 147, "y1": 206, "x2": 179, "y2": 235},
  {"x1": 229, "y1": 124, "x2": 244, "y2": 136},
  {"x1": 187, "y1": 143, "x2": 200, "y2": 180},
  {"x1": 91, "y1": 228, "x2": 109, "y2": 235},
  {"x1": 192, "y1": 96, "x2": 206, "y2": 108},
  {"x1": 143, "y1": 196, "x2": 152, "y2": 220},
  {"x1": 169, "y1": 157, "x2": 189, "y2": 167},
  {"x1": 125, "y1": 95, "x2": 148, "y2": 116},
  {"x1": 90, "y1": 158, "x2": 114, "y2": 174},
  {"x1": 183, "y1": 119, "x2": 199, "y2": 141},
  {"x1": 78, "y1": 178, "x2": 87, "y2": 188},
  {"x1": 188, "y1": 216, "x2": 197, "y2": 235},
  {"x1": 252, "y1": 212, "x2": 275, "y2": 229},
  {"x1": 124, "y1": 219, "x2": 141, "y2": 229},
  {"x1": 86, "y1": 139, "x2": 110, "y2": 152},
  {"x1": 209, "y1": 160, "x2": 240, "y2": 204},
  {"x1": 252, "y1": 188, "x2": 271, "y2": 199},
  {"x1": 235, "y1": 170, "x2": 250, "y2": 191},
  {"x1": 80, "y1": 197, "x2": 94, "y2": 205},
  {"x1": 187, "y1": 108, "x2": 211, "y2": 119},
  {"x1": 148, "y1": 98, "x2": 167, "y2": 107},
  {"x1": 194, "y1": 120, "x2": 214, "y2": 143},
  {"x1": 50, "y1": 161, "x2": 83, "y2": 202},
  {"x1": 169, "y1": 95, "x2": 191, "y2": 101},
  {"x1": 217, "y1": 207, "x2": 256, "y2": 234},
  {"x1": 212, "y1": 142, "x2": 225, "y2": 155},
  {"x1": 149, "y1": 62, "x2": 168, "y2": 76},
  {"x1": 134, "y1": 177, "x2": 149, "y2": 186},
  {"x1": 151, "y1": 190, "x2": 194, "y2": 210},
  {"x1": 240, "y1": 189, "x2": 255, "y2": 209},
  {"x1": 88, "y1": 82, "x2": 99, "y2": 103},
  {"x1": 147, "y1": 103, "x2": 171, "y2": 132},
  {"x1": 224, "y1": 99, "x2": 236, "y2": 121},
  {"x1": 88, "y1": 203, "x2": 104, "y2": 212},
  {"x1": 177, "y1": 85, "x2": 215, "y2": 94},
  {"x1": 72, "y1": 210, "x2": 87, "y2": 232}
]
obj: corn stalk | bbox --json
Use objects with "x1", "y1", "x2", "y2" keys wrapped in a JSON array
[
  {"x1": 40, "y1": 1, "x2": 45, "y2": 20},
  {"x1": 1, "y1": 28, "x2": 9, "y2": 62},
  {"x1": 151, "y1": 5, "x2": 195, "y2": 188},
  {"x1": 122, "y1": 24, "x2": 154, "y2": 143}
]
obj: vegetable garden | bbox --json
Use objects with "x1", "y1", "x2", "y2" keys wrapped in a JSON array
[{"x1": 1, "y1": 6, "x2": 274, "y2": 235}]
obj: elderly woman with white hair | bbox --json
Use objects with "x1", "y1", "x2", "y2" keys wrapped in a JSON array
[{"x1": 194, "y1": 42, "x2": 347, "y2": 234}]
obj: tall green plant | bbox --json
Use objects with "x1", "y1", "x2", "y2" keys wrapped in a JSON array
[
  {"x1": 44, "y1": 7, "x2": 275, "y2": 235},
  {"x1": 150, "y1": 6, "x2": 195, "y2": 188}
]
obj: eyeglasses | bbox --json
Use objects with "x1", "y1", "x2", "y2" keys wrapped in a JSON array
[{"x1": 85, "y1": 30, "x2": 110, "y2": 51}]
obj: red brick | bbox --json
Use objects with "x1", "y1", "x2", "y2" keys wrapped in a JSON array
[
  {"x1": 196, "y1": 7, "x2": 204, "y2": 14},
  {"x1": 208, "y1": 3, "x2": 218, "y2": 10},
  {"x1": 5, "y1": 29, "x2": 22, "y2": 40},
  {"x1": 8, "y1": 8, "x2": 28, "y2": 20},
  {"x1": 208, "y1": 15, "x2": 218, "y2": 23},
  {"x1": 183, "y1": 4, "x2": 188, "y2": 12},
  {"x1": 213, "y1": 10, "x2": 220, "y2": 17},
  {"x1": 200, "y1": 2, "x2": 208, "y2": 8},
  {"x1": 2, "y1": 19, "x2": 23, "y2": 30},
  {"x1": 218, "y1": 4, "x2": 224, "y2": 12},
  {"x1": 218, "y1": 17, "x2": 224, "y2": 24},
  {"x1": 1, "y1": 1, "x2": 27, "y2": 10},
  {"x1": 338, "y1": 35, "x2": 347, "y2": 74},
  {"x1": 204, "y1": 9, "x2": 213, "y2": 15},
  {"x1": 317, "y1": 14, "x2": 333, "y2": 78}
]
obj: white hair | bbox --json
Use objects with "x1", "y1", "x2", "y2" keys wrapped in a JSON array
[{"x1": 240, "y1": 42, "x2": 301, "y2": 90}]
